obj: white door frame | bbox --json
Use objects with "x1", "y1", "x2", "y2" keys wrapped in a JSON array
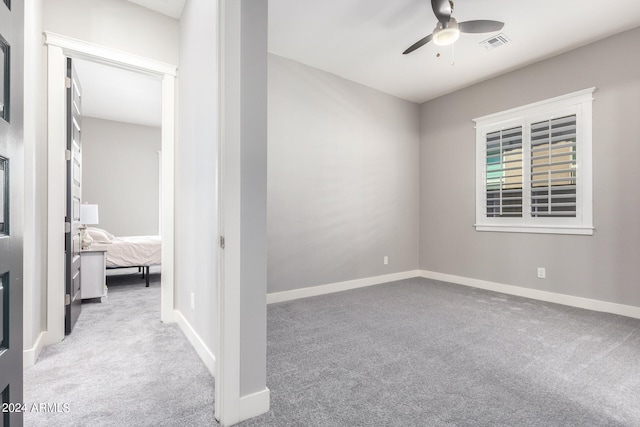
[
  {"x1": 215, "y1": 1, "x2": 240, "y2": 422},
  {"x1": 43, "y1": 32, "x2": 177, "y2": 345},
  {"x1": 215, "y1": 1, "x2": 270, "y2": 424}
]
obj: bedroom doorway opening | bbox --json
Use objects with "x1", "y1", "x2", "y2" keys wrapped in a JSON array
[
  {"x1": 44, "y1": 33, "x2": 177, "y2": 344},
  {"x1": 72, "y1": 57, "x2": 164, "y2": 290}
]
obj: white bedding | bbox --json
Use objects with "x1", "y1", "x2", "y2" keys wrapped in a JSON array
[{"x1": 93, "y1": 235, "x2": 162, "y2": 268}]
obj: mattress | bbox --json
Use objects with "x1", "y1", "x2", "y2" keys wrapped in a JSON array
[{"x1": 93, "y1": 235, "x2": 162, "y2": 268}]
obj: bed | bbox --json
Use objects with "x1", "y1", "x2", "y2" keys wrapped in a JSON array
[{"x1": 87, "y1": 227, "x2": 162, "y2": 287}]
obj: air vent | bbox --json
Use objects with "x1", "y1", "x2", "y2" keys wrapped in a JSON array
[{"x1": 480, "y1": 33, "x2": 511, "y2": 50}]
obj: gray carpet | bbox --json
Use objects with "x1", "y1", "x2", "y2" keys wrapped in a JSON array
[
  {"x1": 24, "y1": 275, "x2": 640, "y2": 426},
  {"x1": 241, "y1": 277, "x2": 640, "y2": 426},
  {"x1": 24, "y1": 267, "x2": 215, "y2": 427}
]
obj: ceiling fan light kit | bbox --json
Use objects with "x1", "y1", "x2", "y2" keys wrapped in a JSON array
[
  {"x1": 403, "y1": 0, "x2": 504, "y2": 55},
  {"x1": 432, "y1": 18, "x2": 460, "y2": 46}
]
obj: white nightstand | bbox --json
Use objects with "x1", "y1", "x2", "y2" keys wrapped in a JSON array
[{"x1": 81, "y1": 248, "x2": 107, "y2": 300}]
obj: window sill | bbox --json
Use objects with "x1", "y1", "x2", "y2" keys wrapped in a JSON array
[{"x1": 474, "y1": 224, "x2": 594, "y2": 236}]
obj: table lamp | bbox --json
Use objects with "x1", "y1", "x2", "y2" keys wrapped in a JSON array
[{"x1": 80, "y1": 204, "x2": 99, "y2": 249}]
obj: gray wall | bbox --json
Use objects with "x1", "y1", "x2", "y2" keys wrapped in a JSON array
[
  {"x1": 419, "y1": 27, "x2": 640, "y2": 308},
  {"x1": 268, "y1": 54, "x2": 421, "y2": 293},
  {"x1": 239, "y1": 0, "x2": 268, "y2": 399},
  {"x1": 82, "y1": 117, "x2": 160, "y2": 236},
  {"x1": 176, "y1": 0, "x2": 218, "y2": 361}
]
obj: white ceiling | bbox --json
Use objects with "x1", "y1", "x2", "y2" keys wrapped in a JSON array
[
  {"x1": 73, "y1": 59, "x2": 162, "y2": 128},
  {"x1": 79, "y1": 0, "x2": 640, "y2": 127},
  {"x1": 269, "y1": 0, "x2": 640, "y2": 103}
]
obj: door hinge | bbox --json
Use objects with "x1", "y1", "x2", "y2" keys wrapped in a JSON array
[
  {"x1": 219, "y1": 236, "x2": 225, "y2": 250},
  {"x1": 65, "y1": 76, "x2": 72, "y2": 89},
  {"x1": 65, "y1": 222, "x2": 71, "y2": 233},
  {"x1": 65, "y1": 294, "x2": 71, "y2": 305},
  {"x1": 65, "y1": 149, "x2": 71, "y2": 161}
]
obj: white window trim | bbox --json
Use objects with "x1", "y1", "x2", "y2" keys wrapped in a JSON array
[{"x1": 473, "y1": 88, "x2": 595, "y2": 235}]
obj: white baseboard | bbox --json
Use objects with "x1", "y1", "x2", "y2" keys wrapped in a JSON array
[
  {"x1": 419, "y1": 270, "x2": 640, "y2": 320},
  {"x1": 267, "y1": 270, "x2": 421, "y2": 304},
  {"x1": 174, "y1": 310, "x2": 216, "y2": 376},
  {"x1": 267, "y1": 268, "x2": 640, "y2": 319},
  {"x1": 23, "y1": 331, "x2": 46, "y2": 368},
  {"x1": 239, "y1": 387, "x2": 270, "y2": 421}
]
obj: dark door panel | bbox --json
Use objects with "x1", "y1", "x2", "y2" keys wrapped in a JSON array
[
  {"x1": 65, "y1": 58, "x2": 82, "y2": 334},
  {"x1": 0, "y1": 0, "x2": 24, "y2": 425}
]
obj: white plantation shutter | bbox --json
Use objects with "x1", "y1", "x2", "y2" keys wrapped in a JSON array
[
  {"x1": 474, "y1": 88, "x2": 594, "y2": 235},
  {"x1": 485, "y1": 126, "x2": 523, "y2": 217},
  {"x1": 530, "y1": 115, "x2": 577, "y2": 217}
]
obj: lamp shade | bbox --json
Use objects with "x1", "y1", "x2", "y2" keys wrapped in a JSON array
[{"x1": 80, "y1": 204, "x2": 99, "y2": 225}]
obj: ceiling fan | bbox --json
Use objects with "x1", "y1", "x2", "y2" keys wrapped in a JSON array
[{"x1": 403, "y1": 0, "x2": 504, "y2": 54}]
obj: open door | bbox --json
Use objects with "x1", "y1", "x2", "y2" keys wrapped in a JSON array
[
  {"x1": 65, "y1": 58, "x2": 82, "y2": 334},
  {"x1": 0, "y1": 0, "x2": 24, "y2": 424}
]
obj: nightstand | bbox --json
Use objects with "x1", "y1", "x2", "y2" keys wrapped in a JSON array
[{"x1": 81, "y1": 248, "x2": 107, "y2": 300}]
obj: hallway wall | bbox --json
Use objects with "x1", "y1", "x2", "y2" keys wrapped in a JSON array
[
  {"x1": 23, "y1": 0, "x2": 47, "y2": 366},
  {"x1": 175, "y1": 0, "x2": 218, "y2": 367}
]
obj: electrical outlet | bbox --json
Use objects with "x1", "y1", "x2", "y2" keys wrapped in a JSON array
[
  {"x1": 383, "y1": 256, "x2": 388, "y2": 265},
  {"x1": 190, "y1": 292, "x2": 195, "y2": 310},
  {"x1": 537, "y1": 267, "x2": 546, "y2": 279}
]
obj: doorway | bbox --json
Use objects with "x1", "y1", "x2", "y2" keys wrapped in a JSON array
[
  {"x1": 43, "y1": 32, "x2": 177, "y2": 345},
  {"x1": 72, "y1": 57, "x2": 164, "y2": 320}
]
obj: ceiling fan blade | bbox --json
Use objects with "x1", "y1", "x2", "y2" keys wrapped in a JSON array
[
  {"x1": 403, "y1": 34, "x2": 433, "y2": 55},
  {"x1": 431, "y1": 0, "x2": 452, "y2": 25},
  {"x1": 458, "y1": 20, "x2": 504, "y2": 34}
]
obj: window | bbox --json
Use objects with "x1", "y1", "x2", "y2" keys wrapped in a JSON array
[{"x1": 474, "y1": 88, "x2": 594, "y2": 235}]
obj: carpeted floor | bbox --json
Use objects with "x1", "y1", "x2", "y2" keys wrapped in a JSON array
[
  {"x1": 242, "y1": 277, "x2": 640, "y2": 426},
  {"x1": 23, "y1": 267, "x2": 215, "y2": 427},
  {"x1": 24, "y1": 275, "x2": 640, "y2": 426}
]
